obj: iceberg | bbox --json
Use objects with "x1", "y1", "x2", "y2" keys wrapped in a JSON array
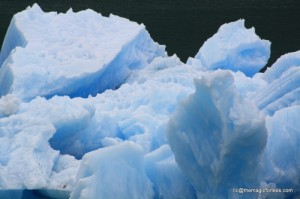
[
  {"x1": 0, "y1": 3, "x2": 299, "y2": 199},
  {"x1": 0, "y1": 4, "x2": 165, "y2": 101}
]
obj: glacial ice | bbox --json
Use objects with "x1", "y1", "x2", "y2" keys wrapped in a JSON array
[
  {"x1": 262, "y1": 106, "x2": 300, "y2": 190},
  {"x1": 70, "y1": 142, "x2": 153, "y2": 199},
  {"x1": 0, "y1": 3, "x2": 299, "y2": 199},
  {"x1": 0, "y1": 94, "x2": 20, "y2": 117},
  {"x1": 253, "y1": 51, "x2": 300, "y2": 115},
  {"x1": 262, "y1": 50, "x2": 300, "y2": 83},
  {"x1": 0, "y1": 96, "x2": 91, "y2": 190},
  {"x1": 167, "y1": 70, "x2": 267, "y2": 198},
  {"x1": 0, "y1": 4, "x2": 165, "y2": 101},
  {"x1": 144, "y1": 145, "x2": 196, "y2": 199},
  {"x1": 189, "y1": 19, "x2": 271, "y2": 77}
]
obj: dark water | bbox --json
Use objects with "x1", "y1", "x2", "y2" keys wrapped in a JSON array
[{"x1": 1, "y1": 0, "x2": 300, "y2": 69}]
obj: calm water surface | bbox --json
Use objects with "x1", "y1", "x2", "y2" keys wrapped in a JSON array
[{"x1": 1, "y1": 0, "x2": 300, "y2": 69}]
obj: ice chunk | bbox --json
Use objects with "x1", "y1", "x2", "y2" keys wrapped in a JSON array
[
  {"x1": 262, "y1": 106, "x2": 300, "y2": 188},
  {"x1": 70, "y1": 142, "x2": 153, "y2": 199},
  {"x1": 167, "y1": 70, "x2": 267, "y2": 198},
  {"x1": 144, "y1": 145, "x2": 196, "y2": 199},
  {"x1": 0, "y1": 4, "x2": 165, "y2": 101},
  {"x1": 193, "y1": 19, "x2": 270, "y2": 77}
]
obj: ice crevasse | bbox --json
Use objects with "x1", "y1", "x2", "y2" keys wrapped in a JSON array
[{"x1": 0, "y1": 3, "x2": 299, "y2": 199}]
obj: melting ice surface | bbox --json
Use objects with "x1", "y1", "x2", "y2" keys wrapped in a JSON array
[{"x1": 0, "y1": 4, "x2": 299, "y2": 199}]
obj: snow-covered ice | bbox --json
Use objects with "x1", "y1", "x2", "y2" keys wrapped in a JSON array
[{"x1": 0, "y1": 3, "x2": 299, "y2": 199}]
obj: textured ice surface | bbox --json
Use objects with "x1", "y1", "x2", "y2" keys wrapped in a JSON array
[
  {"x1": 253, "y1": 51, "x2": 300, "y2": 115},
  {"x1": 0, "y1": 4, "x2": 300, "y2": 199},
  {"x1": 70, "y1": 142, "x2": 153, "y2": 199},
  {"x1": 167, "y1": 70, "x2": 267, "y2": 198},
  {"x1": 262, "y1": 50, "x2": 300, "y2": 83},
  {"x1": 190, "y1": 19, "x2": 270, "y2": 77},
  {"x1": 0, "y1": 94, "x2": 20, "y2": 117},
  {"x1": 0, "y1": 4, "x2": 165, "y2": 101},
  {"x1": 0, "y1": 96, "x2": 89, "y2": 192}
]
